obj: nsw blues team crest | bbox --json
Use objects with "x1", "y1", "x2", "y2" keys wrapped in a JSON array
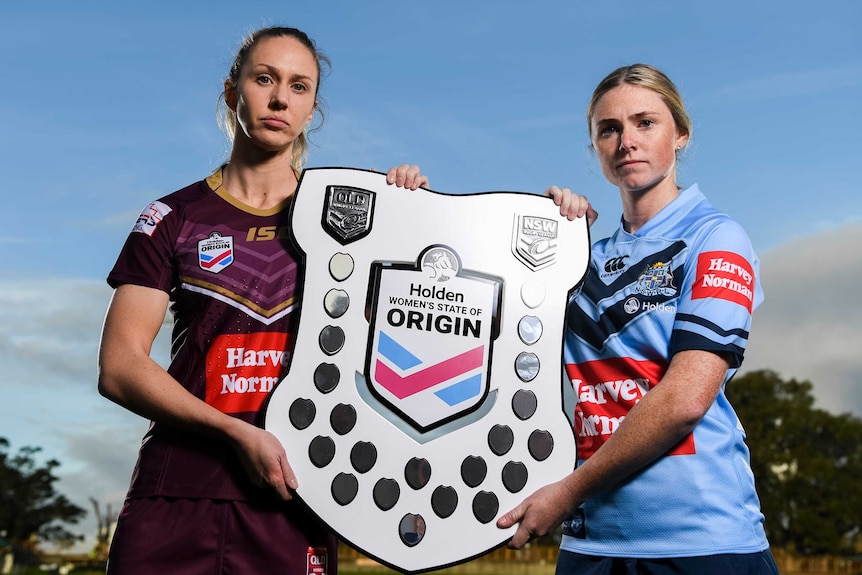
[
  {"x1": 635, "y1": 261, "x2": 677, "y2": 297},
  {"x1": 198, "y1": 232, "x2": 234, "y2": 273},
  {"x1": 367, "y1": 246, "x2": 502, "y2": 431}
]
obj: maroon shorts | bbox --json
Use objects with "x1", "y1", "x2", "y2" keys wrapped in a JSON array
[{"x1": 107, "y1": 497, "x2": 337, "y2": 575}]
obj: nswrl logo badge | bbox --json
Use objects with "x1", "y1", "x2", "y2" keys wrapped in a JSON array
[
  {"x1": 512, "y1": 215, "x2": 559, "y2": 271},
  {"x1": 367, "y1": 246, "x2": 502, "y2": 432}
]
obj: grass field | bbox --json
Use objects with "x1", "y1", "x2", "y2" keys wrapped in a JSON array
[
  {"x1": 4, "y1": 564, "x2": 820, "y2": 575},
  {"x1": 15, "y1": 551, "x2": 849, "y2": 575}
]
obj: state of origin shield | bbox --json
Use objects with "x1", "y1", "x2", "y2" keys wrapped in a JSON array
[{"x1": 265, "y1": 168, "x2": 590, "y2": 574}]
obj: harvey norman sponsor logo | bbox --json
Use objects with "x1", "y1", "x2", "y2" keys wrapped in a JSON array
[
  {"x1": 205, "y1": 332, "x2": 290, "y2": 413},
  {"x1": 567, "y1": 357, "x2": 694, "y2": 459},
  {"x1": 692, "y1": 250, "x2": 755, "y2": 312}
]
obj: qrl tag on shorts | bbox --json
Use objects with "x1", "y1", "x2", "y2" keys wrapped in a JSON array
[{"x1": 306, "y1": 546, "x2": 327, "y2": 575}]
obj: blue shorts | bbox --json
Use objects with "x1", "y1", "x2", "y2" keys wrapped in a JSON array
[
  {"x1": 107, "y1": 497, "x2": 337, "y2": 575},
  {"x1": 555, "y1": 549, "x2": 780, "y2": 575}
]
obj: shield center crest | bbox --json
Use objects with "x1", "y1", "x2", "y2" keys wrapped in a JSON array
[{"x1": 366, "y1": 246, "x2": 502, "y2": 432}]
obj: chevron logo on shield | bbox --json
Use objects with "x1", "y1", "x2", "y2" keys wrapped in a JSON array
[
  {"x1": 374, "y1": 331, "x2": 485, "y2": 405},
  {"x1": 365, "y1": 246, "x2": 501, "y2": 432}
]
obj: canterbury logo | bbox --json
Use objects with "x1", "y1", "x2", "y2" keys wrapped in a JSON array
[{"x1": 603, "y1": 256, "x2": 629, "y2": 273}]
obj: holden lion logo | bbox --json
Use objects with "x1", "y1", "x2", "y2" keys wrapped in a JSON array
[{"x1": 421, "y1": 247, "x2": 458, "y2": 282}]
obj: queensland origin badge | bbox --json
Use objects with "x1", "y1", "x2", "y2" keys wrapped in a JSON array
[
  {"x1": 367, "y1": 246, "x2": 502, "y2": 431},
  {"x1": 324, "y1": 185, "x2": 375, "y2": 244}
]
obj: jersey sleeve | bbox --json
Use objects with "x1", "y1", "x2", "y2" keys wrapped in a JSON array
[
  {"x1": 107, "y1": 199, "x2": 179, "y2": 293},
  {"x1": 669, "y1": 218, "x2": 763, "y2": 367}
]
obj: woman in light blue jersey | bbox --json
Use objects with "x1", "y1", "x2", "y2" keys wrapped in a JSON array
[{"x1": 498, "y1": 64, "x2": 779, "y2": 575}]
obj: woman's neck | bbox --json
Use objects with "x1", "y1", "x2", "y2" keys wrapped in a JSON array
[
  {"x1": 222, "y1": 145, "x2": 298, "y2": 210},
  {"x1": 619, "y1": 181, "x2": 681, "y2": 234}
]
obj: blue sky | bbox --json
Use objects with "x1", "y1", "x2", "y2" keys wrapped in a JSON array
[{"x1": 1, "y1": 0, "x2": 861, "y2": 552}]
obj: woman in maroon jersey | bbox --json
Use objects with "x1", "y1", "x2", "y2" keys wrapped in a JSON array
[{"x1": 98, "y1": 26, "x2": 427, "y2": 574}]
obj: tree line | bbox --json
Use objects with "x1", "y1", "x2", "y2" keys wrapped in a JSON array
[
  {"x1": 1, "y1": 370, "x2": 861, "y2": 558},
  {"x1": 0, "y1": 438, "x2": 86, "y2": 562},
  {"x1": 726, "y1": 370, "x2": 862, "y2": 555}
]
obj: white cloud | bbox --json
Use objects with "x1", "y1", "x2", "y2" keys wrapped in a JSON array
[
  {"x1": 741, "y1": 223, "x2": 862, "y2": 417},
  {"x1": 710, "y1": 63, "x2": 862, "y2": 103},
  {"x1": 0, "y1": 279, "x2": 165, "y2": 553},
  {"x1": 0, "y1": 237, "x2": 37, "y2": 244},
  {"x1": 0, "y1": 280, "x2": 110, "y2": 385}
]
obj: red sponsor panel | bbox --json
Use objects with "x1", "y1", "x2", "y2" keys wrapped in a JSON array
[
  {"x1": 567, "y1": 357, "x2": 695, "y2": 459},
  {"x1": 206, "y1": 332, "x2": 291, "y2": 413},
  {"x1": 692, "y1": 250, "x2": 755, "y2": 312}
]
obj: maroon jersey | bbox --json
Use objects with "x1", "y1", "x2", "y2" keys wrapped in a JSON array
[{"x1": 108, "y1": 168, "x2": 304, "y2": 501}]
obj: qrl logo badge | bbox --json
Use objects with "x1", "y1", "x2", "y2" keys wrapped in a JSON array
[
  {"x1": 512, "y1": 215, "x2": 559, "y2": 271},
  {"x1": 306, "y1": 546, "x2": 327, "y2": 575},
  {"x1": 324, "y1": 185, "x2": 375, "y2": 244},
  {"x1": 198, "y1": 231, "x2": 234, "y2": 273},
  {"x1": 367, "y1": 246, "x2": 502, "y2": 431}
]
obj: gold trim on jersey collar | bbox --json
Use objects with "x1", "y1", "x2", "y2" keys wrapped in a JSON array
[{"x1": 205, "y1": 165, "x2": 298, "y2": 216}]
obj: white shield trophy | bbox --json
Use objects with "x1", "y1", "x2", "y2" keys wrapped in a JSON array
[{"x1": 265, "y1": 168, "x2": 590, "y2": 573}]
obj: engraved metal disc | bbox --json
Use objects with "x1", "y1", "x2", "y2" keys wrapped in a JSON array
[
  {"x1": 324, "y1": 289, "x2": 350, "y2": 318},
  {"x1": 515, "y1": 352, "x2": 540, "y2": 382},
  {"x1": 373, "y1": 478, "x2": 401, "y2": 511},
  {"x1": 399, "y1": 514, "x2": 426, "y2": 547},
  {"x1": 517, "y1": 315, "x2": 543, "y2": 345},
  {"x1": 313, "y1": 363, "x2": 340, "y2": 393},
  {"x1": 329, "y1": 252, "x2": 355, "y2": 281},
  {"x1": 330, "y1": 403, "x2": 357, "y2": 435},
  {"x1": 318, "y1": 325, "x2": 345, "y2": 355},
  {"x1": 520, "y1": 280, "x2": 546, "y2": 309}
]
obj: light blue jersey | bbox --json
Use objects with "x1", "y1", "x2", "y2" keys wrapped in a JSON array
[{"x1": 561, "y1": 185, "x2": 770, "y2": 557}]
